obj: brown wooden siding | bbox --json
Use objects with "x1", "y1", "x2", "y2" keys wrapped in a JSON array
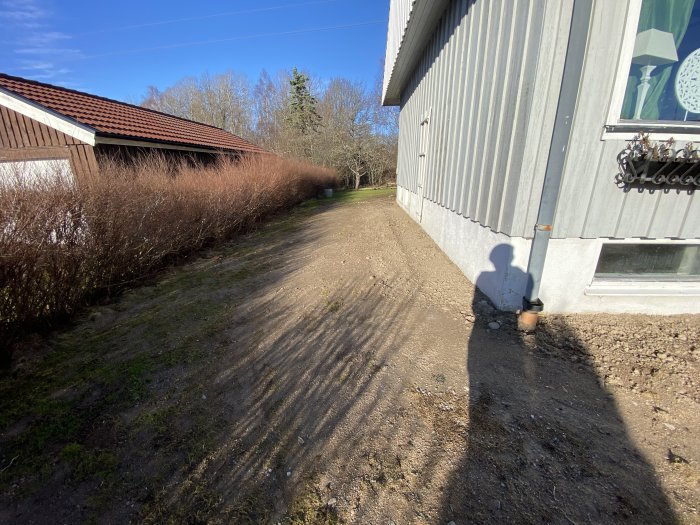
[{"x1": 0, "y1": 105, "x2": 98, "y2": 179}]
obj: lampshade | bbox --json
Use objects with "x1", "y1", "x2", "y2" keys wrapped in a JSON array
[{"x1": 632, "y1": 29, "x2": 678, "y2": 66}]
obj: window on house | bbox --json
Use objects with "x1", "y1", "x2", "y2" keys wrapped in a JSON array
[
  {"x1": 0, "y1": 158, "x2": 74, "y2": 188},
  {"x1": 594, "y1": 243, "x2": 700, "y2": 281},
  {"x1": 620, "y1": 0, "x2": 700, "y2": 122}
]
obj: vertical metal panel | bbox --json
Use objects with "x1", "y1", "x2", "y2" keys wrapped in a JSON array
[
  {"x1": 445, "y1": 0, "x2": 469, "y2": 212},
  {"x1": 393, "y1": 0, "x2": 697, "y2": 241},
  {"x1": 496, "y1": 0, "x2": 545, "y2": 234},
  {"x1": 478, "y1": 0, "x2": 514, "y2": 225},
  {"x1": 433, "y1": 7, "x2": 450, "y2": 204},
  {"x1": 455, "y1": 1, "x2": 483, "y2": 215},
  {"x1": 465, "y1": 0, "x2": 495, "y2": 218},
  {"x1": 396, "y1": 0, "x2": 568, "y2": 237},
  {"x1": 553, "y1": 0, "x2": 698, "y2": 239},
  {"x1": 679, "y1": 194, "x2": 700, "y2": 238},
  {"x1": 489, "y1": 0, "x2": 534, "y2": 230},
  {"x1": 517, "y1": 0, "x2": 572, "y2": 238}
]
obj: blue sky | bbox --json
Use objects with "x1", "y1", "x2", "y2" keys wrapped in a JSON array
[{"x1": 0, "y1": 0, "x2": 389, "y2": 102}]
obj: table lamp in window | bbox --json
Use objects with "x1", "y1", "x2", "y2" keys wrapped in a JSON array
[{"x1": 632, "y1": 29, "x2": 678, "y2": 119}]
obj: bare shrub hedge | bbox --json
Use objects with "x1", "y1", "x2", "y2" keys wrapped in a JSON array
[{"x1": 0, "y1": 154, "x2": 336, "y2": 348}]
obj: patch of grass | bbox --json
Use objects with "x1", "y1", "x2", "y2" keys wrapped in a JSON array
[
  {"x1": 185, "y1": 429, "x2": 215, "y2": 466},
  {"x1": 286, "y1": 484, "x2": 340, "y2": 525},
  {"x1": 433, "y1": 373, "x2": 446, "y2": 383},
  {"x1": 30, "y1": 400, "x2": 84, "y2": 448},
  {"x1": 84, "y1": 480, "x2": 123, "y2": 525},
  {"x1": 332, "y1": 187, "x2": 396, "y2": 201},
  {"x1": 326, "y1": 299, "x2": 343, "y2": 314},
  {"x1": 142, "y1": 479, "x2": 221, "y2": 525},
  {"x1": 224, "y1": 493, "x2": 273, "y2": 524},
  {"x1": 133, "y1": 405, "x2": 176, "y2": 439},
  {"x1": 96, "y1": 354, "x2": 154, "y2": 403},
  {"x1": 60, "y1": 442, "x2": 118, "y2": 482},
  {"x1": 299, "y1": 187, "x2": 396, "y2": 211}
]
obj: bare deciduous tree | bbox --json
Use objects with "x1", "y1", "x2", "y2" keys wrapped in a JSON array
[
  {"x1": 142, "y1": 72, "x2": 253, "y2": 139},
  {"x1": 141, "y1": 66, "x2": 398, "y2": 188}
]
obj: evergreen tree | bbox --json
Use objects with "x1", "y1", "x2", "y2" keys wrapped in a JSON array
[{"x1": 285, "y1": 67, "x2": 320, "y2": 135}]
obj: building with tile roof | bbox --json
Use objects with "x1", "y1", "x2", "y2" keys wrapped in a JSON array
[{"x1": 0, "y1": 73, "x2": 265, "y2": 180}]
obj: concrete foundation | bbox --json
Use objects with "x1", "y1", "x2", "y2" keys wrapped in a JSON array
[{"x1": 397, "y1": 186, "x2": 700, "y2": 314}]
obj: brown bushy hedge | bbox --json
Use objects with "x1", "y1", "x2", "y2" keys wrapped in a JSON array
[{"x1": 0, "y1": 154, "x2": 336, "y2": 350}]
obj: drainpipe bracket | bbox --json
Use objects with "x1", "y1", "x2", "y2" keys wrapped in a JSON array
[
  {"x1": 523, "y1": 297, "x2": 544, "y2": 313},
  {"x1": 534, "y1": 224, "x2": 553, "y2": 232}
]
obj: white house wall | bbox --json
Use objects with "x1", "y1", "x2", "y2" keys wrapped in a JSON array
[
  {"x1": 391, "y1": 0, "x2": 700, "y2": 314},
  {"x1": 397, "y1": 186, "x2": 532, "y2": 309},
  {"x1": 540, "y1": 238, "x2": 700, "y2": 314},
  {"x1": 396, "y1": 0, "x2": 575, "y2": 238},
  {"x1": 553, "y1": 0, "x2": 699, "y2": 240},
  {"x1": 399, "y1": 186, "x2": 700, "y2": 314}
]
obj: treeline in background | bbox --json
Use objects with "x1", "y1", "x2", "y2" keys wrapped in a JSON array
[{"x1": 140, "y1": 67, "x2": 399, "y2": 189}]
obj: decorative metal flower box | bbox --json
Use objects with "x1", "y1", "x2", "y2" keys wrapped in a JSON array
[{"x1": 617, "y1": 133, "x2": 699, "y2": 191}]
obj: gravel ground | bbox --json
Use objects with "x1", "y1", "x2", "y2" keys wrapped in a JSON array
[{"x1": 1, "y1": 189, "x2": 698, "y2": 524}]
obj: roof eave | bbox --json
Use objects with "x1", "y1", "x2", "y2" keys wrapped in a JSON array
[
  {"x1": 382, "y1": 0, "x2": 451, "y2": 107},
  {"x1": 0, "y1": 86, "x2": 97, "y2": 145}
]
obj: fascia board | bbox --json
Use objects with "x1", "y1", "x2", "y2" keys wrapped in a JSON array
[
  {"x1": 0, "y1": 87, "x2": 96, "y2": 146},
  {"x1": 383, "y1": 0, "x2": 451, "y2": 106}
]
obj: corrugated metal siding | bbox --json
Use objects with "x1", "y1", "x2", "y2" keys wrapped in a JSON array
[
  {"x1": 396, "y1": 0, "x2": 698, "y2": 241},
  {"x1": 0, "y1": 105, "x2": 98, "y2": 179},
  {"x1": 553, "y1": 0, "x2": 698, "y2": 239},
  {"x1": 397, "y1": 0, "x2": 574, "y2": 237}
]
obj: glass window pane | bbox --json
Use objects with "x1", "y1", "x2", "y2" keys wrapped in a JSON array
[
  {"x1": 620, "y1": 0, "x2": 700, "y2": 122},
  {"x1": 0, "y1": 159, "x2": 74, "y2": 188},
  {"x1": 595, "y1": 244, "x2": 700, "y2": 280}
]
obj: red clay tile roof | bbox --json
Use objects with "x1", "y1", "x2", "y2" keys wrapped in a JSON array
[{"x1": 0, "y1": 73, "x2": 265, "y2": 153}]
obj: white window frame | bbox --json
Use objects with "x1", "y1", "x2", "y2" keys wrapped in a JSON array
[
  {"x1": 602, "y1": 0, "x2": 700, "y2": 142},
  {"x1": 585, "y1": 238, "x2": 700, "y2": 296}
]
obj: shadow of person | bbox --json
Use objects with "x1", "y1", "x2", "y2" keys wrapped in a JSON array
[
  {"x1": 438, "y1": 244, "x2": 678, "y2": 524},
  {"x1": 474, "y1": 244, "x2": 532, "y2": 313}
]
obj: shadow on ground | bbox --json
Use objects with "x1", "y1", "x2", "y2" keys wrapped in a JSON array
[
  {"x1": 0, "y1": 196, "x2": 687, "y2": 524},
  {"x1": 0, "y1": 195, "x2": 414, "y2": 524},
  {"x1": 435, "y1": 245, "x2": 678, "y2": 524}
]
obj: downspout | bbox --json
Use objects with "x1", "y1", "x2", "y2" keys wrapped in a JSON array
[{"x1": 519, "y1": 0, "x2": 593, "y2": 331}]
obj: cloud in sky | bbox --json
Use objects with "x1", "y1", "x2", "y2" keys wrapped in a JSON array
[
  {"x1": 2, "y1": 0, "x2": 78, "y2": 82},
  {"x1": 0, "y1": 0, "x2": 48, "y2": 23},
  {"x1": 16, "y1": 60, "x2": 70, "y2": 80},
  {"x1": 20, "y1": 30, "x2": 72, "y2": 47}
]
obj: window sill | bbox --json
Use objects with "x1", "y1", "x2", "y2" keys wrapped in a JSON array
[
  {"x1": 602, "y1": 123, "x2": 700, "y2": 143},
  {"x1": 585, "y1": 280, "x2": 700, "y2": 296}
]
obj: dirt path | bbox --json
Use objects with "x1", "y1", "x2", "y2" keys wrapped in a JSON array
[{"x1": 1, "y1": 190, "x2": 698, "y2": 524}]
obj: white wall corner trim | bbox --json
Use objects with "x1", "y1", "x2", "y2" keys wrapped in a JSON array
[{"x1": 0, "y1": 88, "x2": 96, "y2": 146}]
